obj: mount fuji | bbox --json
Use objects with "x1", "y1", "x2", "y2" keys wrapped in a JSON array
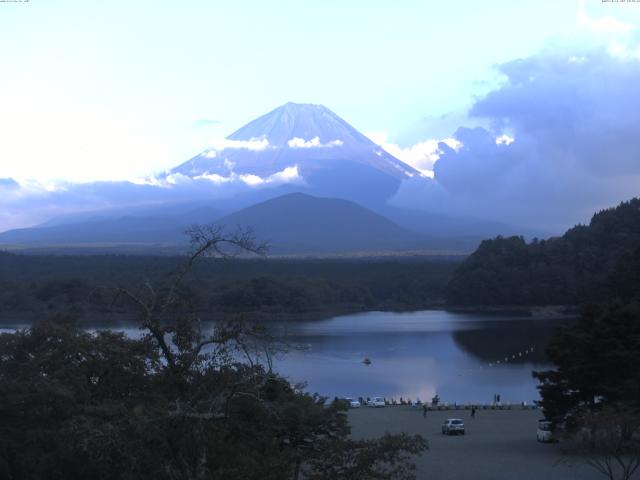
[
  {"x1": 0, "y1": 103, "x2": 528, "y2": 253},
  {"x1": 171, "y1": 102, "x2": 421, "y2": 206}
]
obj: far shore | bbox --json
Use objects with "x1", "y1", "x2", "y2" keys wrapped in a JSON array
[
  {"x1": 0, "y1": 304, "x2": 578, "y2": 326},
  {"x1": 445, "y1": 304, "x2": 579, "y2": 318}
]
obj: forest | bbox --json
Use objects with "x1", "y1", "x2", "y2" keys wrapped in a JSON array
[
  {"x1": 446, "y1": 198, "x2": 640, "y2": 306},
  {"x1": 0, "y1": 252, "x2": 459, "y2": 321},
  {"x1": 530, "y1": 235, "x2": 640, "y2": 479}
]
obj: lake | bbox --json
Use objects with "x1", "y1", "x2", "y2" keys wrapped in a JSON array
[
  {"x1": 0, "y1": 310, "x2": 569, "y2": 405},
  {"x1": 269, "y1": 310, "x2": 568, "y2": 405}
]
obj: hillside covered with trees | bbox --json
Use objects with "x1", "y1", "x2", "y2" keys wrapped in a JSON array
[
  {"x1": 530, "y1": 217, "x2": 640, "y2": 479},
  {"x1": 446, "y1": 198, "x2": 640, "y2": 306}
]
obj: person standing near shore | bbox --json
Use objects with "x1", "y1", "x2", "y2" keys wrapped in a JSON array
[
  {"x1": 422, "y1": 403, "x2": 428, "y2": 419},
  {"x1": 471, "y1": 406, "x2": 476, "y2": 419}
]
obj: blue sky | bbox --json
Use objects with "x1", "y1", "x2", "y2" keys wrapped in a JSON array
[{"x1": 2, "y1": 0, "x2": 637, "y2": 183}]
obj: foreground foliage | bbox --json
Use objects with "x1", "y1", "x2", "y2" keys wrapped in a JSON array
[
  {"x1": 0, "y1": 319, "x2": 427, "y2": 479},
  {"x1": 572, "y1": 407, "x2": 640, "y2": 480}
]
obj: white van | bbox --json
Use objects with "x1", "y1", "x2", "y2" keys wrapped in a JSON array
[
  {"x1": 367, "y1": 397, "x2": 386, "y2": 407},
  {"x1": 536, "y1": 419, "x2": 553, "y2": 443}
]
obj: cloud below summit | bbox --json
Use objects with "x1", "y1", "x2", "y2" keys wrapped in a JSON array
[
  {"x1": 287, "y1": 137, "x2": 344, "y2": 149},
  {"x1": 367, "y1": 131, "x2": 461, "y2": 178},
  {"x1": 203, "y1": 138, "x2": 271, "y2": 157}
]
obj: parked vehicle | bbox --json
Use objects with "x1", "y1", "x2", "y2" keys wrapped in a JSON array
[
  {"x1": 367, "y1": 396, "x2": 386, "y2": 407},
  {"x1": 442, "y1": 418, "x2": 465, "y2": 435},
  {"x1": 344, "y1": 397, "x2": 361, "y2": 408},
  {"x1": 536, "y1": 419, "x2": 553, "y2": 443}
]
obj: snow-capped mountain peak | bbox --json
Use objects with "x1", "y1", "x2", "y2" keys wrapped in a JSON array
[
  {"x1": 173, "y1": 103, "x2": 418, "y2": 180},
  {"x1": 169, "y1": 103, "x2": 420, "y2": 205}
]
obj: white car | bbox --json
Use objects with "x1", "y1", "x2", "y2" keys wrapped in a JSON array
[
  {"x1": 344, "y1": 397, "x2": 361, "y2": 408},
  {"x1": 536, "y1": 420, "x2": 553, "y2": 443},
  {"x1": 367, "y1": 396, "x2": 386, "y2": 408},
  {"x1": 442, "y1": 418, "x2": 465, "y2": 435}
]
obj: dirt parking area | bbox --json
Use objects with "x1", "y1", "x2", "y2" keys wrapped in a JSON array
[{"x1": 348, "y1": 407, "x2": 602, "y2": 480}]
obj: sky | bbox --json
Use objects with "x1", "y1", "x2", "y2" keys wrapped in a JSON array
[
  {"x1": 1, "y1": 0, "x2": 634, "y2": 183},
  {"x1": 1, "y1": 0, "x2": 640, "y2": 232}
]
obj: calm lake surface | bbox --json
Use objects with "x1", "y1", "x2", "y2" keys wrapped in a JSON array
[{"x1": 1, "y1": 310, "x2": 569, "y2": 404}]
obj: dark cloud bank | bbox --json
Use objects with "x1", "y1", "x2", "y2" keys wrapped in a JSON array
[{"x1": 393, "y1": 46, "x2": 640, "y2": 233}]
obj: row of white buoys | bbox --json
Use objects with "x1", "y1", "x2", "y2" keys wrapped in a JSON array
[
  {"x1": 488, "y1": 346, "x2": 535, "y2": 367},
  {"x1": 454, "y1": 346, "x2": 538, "y2": 379}
]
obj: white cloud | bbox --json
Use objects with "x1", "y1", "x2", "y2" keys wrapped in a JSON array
[
  {"x1": 203, "y1": 137, "x2": 270, "y2": 158},
  {"x1": 268, "y1": 165, "x2": 303, "y2": 184},
  {"x1": 3, "y1": 178, "x2": 69, "y2": 196},
  {"x1": 194, "y1": 173, "x2": 234, "y2": 184},
  {"x1": 141, "y1": 164, "x2": 304, "y2": 189},
  {"x1": 574, "y1": 0, "x2": 640, "y2": 60},
  {"x1": 366, "y1": 131, "x2": 461, "y2": 177},
  {"x1": 288, "y1": 137, "x2": 321, "y2": 148},
  {"x1": 239, "y1": 165, "x2": 304, "y2": 186},
  {"x1": 164, "y1": 173, "x2": 194, "y2": 186},
  {"x1": 568, "y1": 55, "x2": 587, "y2": 64},
  {"x1": 495, "y1": 134, "x2": 515, "y2": 145},
  {"x1": 287, "y1": 137, "x2": 344, "y2": 148},
  {"x1": 365, "y1": 131, "x2": 389, "y2": 147},
  {"x1": 0, "y1": 179, "x2": 96, "y2": 231},
  {"x1": 0, "y1": 162, "x2": 305, "y2": 232},
  {"x1": 0, "y1": 94, "x2": 175, "y2": 184},
  {"x1": 608, "y1": 40, "x2": 640, "y2": 60},
  {"x1": 238, "y1": 174, "x2": 264, "y2": 186},
  {"x1": 577, "y1": 0, "x2": 635, "y2": 35}
]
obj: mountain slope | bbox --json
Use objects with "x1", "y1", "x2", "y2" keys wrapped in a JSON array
[
  {"x1": 216, "y1": 193, "x2": 424, "y2": 253},
  {"x1": 0, "y1": 193, "x2": 429, "y2": 254},
  {"x1": 0, "y1": 207, "x2": 222, "y2": 246},
  {"x1": 376, "y1": 205, "x2": 548, "y2": 251}
]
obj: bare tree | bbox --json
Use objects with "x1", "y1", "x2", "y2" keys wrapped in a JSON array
[
  {"x1": 571, "y1": 406, "x2": 640, "y2": 480},
  {"x1": 112, "y1": 226, "x2": 265, "y2": 362},
  {"x1": 92, "y1": 224, "x2": 427, "y2": 480},
  {"x1": 105, "y1": 226, "x2": 276, "y2": 411},
  {"x1": 6, "y1": 224, "x2": 428, "y2": 480}
]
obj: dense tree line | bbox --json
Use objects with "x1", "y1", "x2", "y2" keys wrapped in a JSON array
[
  {"x1": 533, "y1": 242, "x2": 640, "y2": 419},
  {"x1": 534, "y1": 300, "x2": 640, "y2": 425},
  {"x1": 531, "y1": 224, "x2": 640, "y2": 479},
  {"x1": 446, "y1": 198, "x2": 640, "y2": 306},
  {"x1": 0, "y1": 253, "x2": 458, "y2": 319}
]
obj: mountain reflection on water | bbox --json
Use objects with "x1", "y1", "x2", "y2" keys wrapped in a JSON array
[
  {"x1": 0, "y1": 310, "x2": 571, "y2": 404},
  {"x1": 271, "y1": 310, "x2": 571, "y2": 404}
]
